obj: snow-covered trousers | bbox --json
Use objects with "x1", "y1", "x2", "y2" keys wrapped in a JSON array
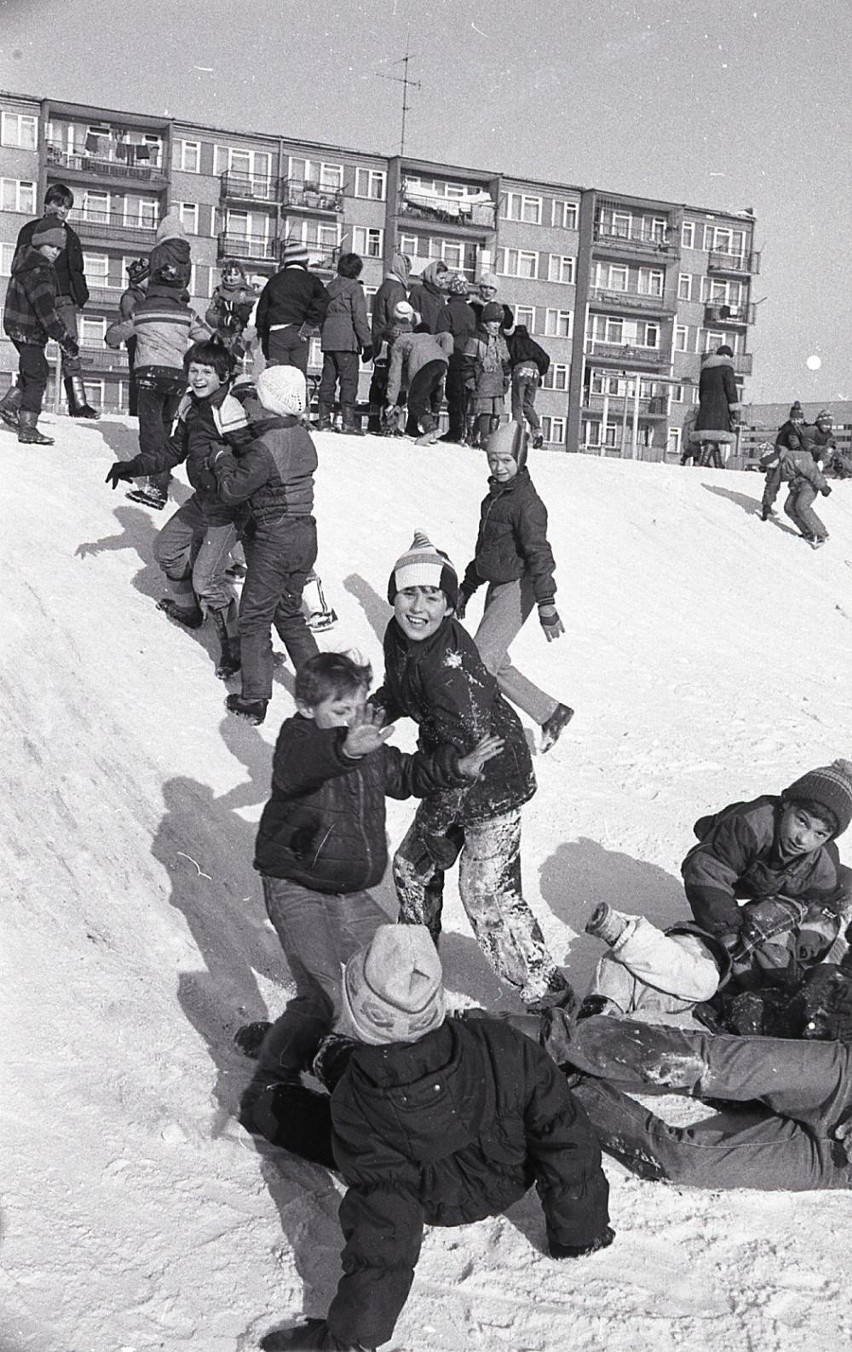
[
  {"x1": 154, "y1": 493, "x2": 238, "y2": 613},
  {"x1": 784, "y1": 481, "x2": 828, "y2": 540},
  {"x1": 549, "y1": 1014, "x2": 852, "y2": 1191},
  {"x1": 393, "y1": 804, "x2": 572, "y2": 1010},
  {"x1": 588, "y1": 916, "x2": 722, "y2": 1016},
  {"x1": 473, "y1": 576, "x2": 559, "y2": 726}
]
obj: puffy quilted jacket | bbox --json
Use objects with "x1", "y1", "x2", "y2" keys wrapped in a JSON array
[
  {"x1": 461, "y1": 468, "x2": 557, "y2": 604},
  {"x1": 209, "y1": 413, "x2": 317, "y2": 524}
]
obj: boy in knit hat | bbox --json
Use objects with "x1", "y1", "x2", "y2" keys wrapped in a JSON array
[
  {"x1": 1, "y1": 216, "x2": 81, "y2": 445},
  {"x1": 462, "y1": 300, "x2": 512, "y2": 447},
  {"x1": 254, "y1": 240, "x2": 330, "y2": 374},
  {"x1": 457, "y1": 421, "x2": 575, "y2": 754},
  {"x1": 384, "y1": 300, "x2": 453, "y2": 445},
  {"x1": 374, "y1": 531, "x2": 575, "y2": 1012},
  {"x1": 254, "y1": 925, "x2": 612, "y2": 1352}
]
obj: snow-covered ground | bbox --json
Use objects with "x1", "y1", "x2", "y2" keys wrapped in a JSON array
[{"x1": 4, "y1": 413, "x2": 852, "y2": 1352}]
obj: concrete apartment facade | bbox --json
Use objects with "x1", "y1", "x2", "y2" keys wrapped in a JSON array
[{"x1": 0, "y1": 90, "x2": 759, "y2": 456}]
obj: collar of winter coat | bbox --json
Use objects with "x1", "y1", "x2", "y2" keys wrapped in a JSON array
[
  {"x1": 487, "y1": 466, "x2": 530, "y2": 497},
  {"x1": 387, "y1": 611, "x2": 457, "y2": 654},
  {"x1": 701, "y1": 353, "x2": 734, "y2": 370}
]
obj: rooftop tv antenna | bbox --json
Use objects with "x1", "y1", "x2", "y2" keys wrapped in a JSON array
[{"x1": 377, "y1": 33, "x2": 421, "y2": 156}]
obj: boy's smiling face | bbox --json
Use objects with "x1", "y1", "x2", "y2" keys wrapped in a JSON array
[
  {"x1": 393, "y1": 586, "x2": 451, "y2": 642},
  {"x1": 777, "y1": 803, "x2": 833, "y2": 859},
  {"x1": 487, "y1": 448, "x2": 518, "y2": 483},
  {"x1": 187, "y1": 362, "x2": 222, "y2": 399}
]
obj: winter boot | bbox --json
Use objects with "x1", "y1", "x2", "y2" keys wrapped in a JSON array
[
  {"x1": 156, "y1": 596, "x2": 204, "y2": 629},
  {"x1": 0, "y1": 383, "x2": 22, "y2": 430},
  {"x1": 302, "y1": 572, "x2": 338, "y2": 632},
  {"x1": 339, "y1": 405, "x2": 364, "y2": 436},
  {"x1": 226, "y1": 693, "x2": 268, "y2": 725},
  {"x1": 541, "y1": 702, "x2": 575, "y2": 754},
  {"x1": 315, "y1": 402, "x2": 333, "y2": 431},
  {"x1": 211, "y1": 603, "x2": 241, "y2": 680},
  {"x1": 415, "y1": 423, "x2": 441, "y2": 446},
  {"x1": 585, "y1": 903, "x2": 630, "y2": 947},
  {"x1": 64, "y1": 376, "x2": 99, "y2": 420},
  {"x1": 17, "y1": 411, "x2": 54, "y2": 445},
  {"x1": 234, "y1": 1020, "x2": 272, "y2": 1059}
]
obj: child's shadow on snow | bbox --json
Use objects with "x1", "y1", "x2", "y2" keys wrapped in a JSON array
[
  {"x1": 702, "y1": 483, "x2": 802, "y2": 535},
  {"x1": 342, "y1": 572, "x2": 390, "y2": 646}
]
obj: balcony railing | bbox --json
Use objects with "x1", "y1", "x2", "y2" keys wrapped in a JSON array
[
  {"x1": 707, "y1": 250, "x2": 761, "y2": 276},
  {"x1": 74, "y1": 214, "x2": 159, "y2": 246},
  {"x1": 46, "y1": 142, "x2": 167, "y2": 185},
  {"x1": 704, "y1": 301, "x2": 756, "y2": 326},
  {"x1": 219, "y1": 171, "x2": 278, "y2": 203},
  {"x1": 281, "y1": 179, "x2": 344, "y2": 212},
  {"x1": 80, "y1": 346, "x2": 129, "y2": 372},
  {"x1": 217, "y1": 232, "x2": 278, "y2": 263},
  {"x1": 583, "y1": 393, "x2": 668, "y2": 416},
  {"x1": 588, "y1": 286, "x2": 676, "y2": 315},
  {"x1": 593, "y1": 225, "x2": 677, "y2": 259},
  {"x1": 85, "y1": 286, "x2": 126, "y2": 309},
  {"x1": 585, "y1": 342, "x2": 669, "y2": 369},
  {"x1": 300, "y1": 242, "x2": 340, "y2": 270},
  {"x1": 399, "y1": 187, "x2": 497, "y2": 230}
]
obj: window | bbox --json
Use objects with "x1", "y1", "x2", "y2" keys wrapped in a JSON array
[
  {"x1": 363, "y1": 285, "x2": 378, "y2": 316},
  {"x1": 542, "y1": 363, "x2": 569, "y2": 391},
  {"x1": 215, "y1": 145, "x2": 272, "y2": 179},
  {"x1": 352, "y1": 226, "x2": 383, "y2": 258},
  {"x1": 0, "y1": 178, "x2": 36, "y2": 214},
  {"x1": 355, "y1": 168, "x2": 386, "y2": 200},
  {"x1": 0, "y1": 242, "x2": 15, "y2": 276},
  {"x1": 178, "y1": 140, "x2": 201, "y2": 173},
  {"x1": 82, "y1": 379, "x2": 104, "y2": 407},
  {"x1": 710, "y1": 226, "x2": 745, "y2": 256},
  {"x1": 178, "y1": 203, "x2": 199, "y2": 235},
  {"x1": 541, "y1": 417, "x2": 566, "y2": 445},
  {"x1": 668, "y1": 427, "x2": 682, "y2": 456},
  {"x1": 433, "y1": 238, "x2": 462, "y2": 270},
  {"x1": 83, "y1": 253, "x2": 109, "y2": 285},
  {"x1": 83, "y1": 190, "x2": 110, "y2": 223},
  {"x1": 671, "y1": 384, "x2": 684, "y2": 403},
  {"x1": 548, "y1": 254, "x2": 575, "y2": 285},
  {"x1": 552, "y1": 200, "x2": 578, "y2": 230},
  {"x1": 591, "y1": 315, "x2": 624, "y2": 344},
  {"x1": 308, "y1": 337, "x2": 322, "y2": 368},
  {"x1": 637, "y1": 268, "x2": 663, "y2": 296},
  {"x1": 638, "y1": 322, "x2": 659, "y2": 348},
  {"x1": 681, "y1": 221, "x2": 695, "y2": 249},
  {"x1": 544, "y1": 308, "x2": 571, "y2": 337},
  {"x1": 498, "y1": 248, "x2": 538, "y2": 279},
  {"x1": 515, "y1": 306, "x2": 535, "y2": 331},
  {"x1": 612, "y1": 211, "x2": 631, "y2": 237},
  {"x1": 703, "y1": 329, "x2": 728, "y2": 353},
  {"x1": 124, "y1": 195, "x2": 159, "y2": 228},
  {"x1": 289, "y1": 158, "x2": 343, "y2": 190},
  {"x1": 678, "y1": 273, "x2": 692, "y2": 301},
  {"x1": 1, "y1": 110, "x2": 38, "y2": 149},
  {"x1": 594, "y1": 263, "x2": 628, "y2": 291},
  {"x1": 584, "y1": 420, "x2": 618, "y2": 448},
  {"x1": 502, "y1": 192, "x2": 542, "y2": 224},
  {"x1": 674, "y1": 325, "x2": 689, "y2": 352},
  {"x1": 398, "y1": 232, "x2": 419, "y2": 259},
  {"x1": 80, "y1": 316, "x2": 107, "y2": 347}
]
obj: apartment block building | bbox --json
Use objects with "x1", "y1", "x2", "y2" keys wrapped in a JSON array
[{"x1": 0, "y1": 90, "x2": 759, "y2": 457}]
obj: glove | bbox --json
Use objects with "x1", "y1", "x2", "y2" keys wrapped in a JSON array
[
  {"x1": 455, "y1": 588, "x2": 472, "y2": 620},
  {"x1": 538, "y1": 604, "x2": 565, "y2": 641},
  {"x1": 297, "y1": 323, "x2": 313, "y2": 343},
  {"x1": 359, "y1": 344, "x2": 373, "y2": 363},
  {"x1": 821, "y1": 485, "x2": 832, "y2": 497},
  {"x1": 550, "y1": 1226, "x2": 615, "y2": 1260},
  {"x1": 105, "y1": 461, "x2": 138, "y2": 489},
  {"x1": 61, "y1": 336, "x2": 80, "y2": 359},
  {"x1": 259, "y1": 1318, "x2": 370, "y2": 1350}
]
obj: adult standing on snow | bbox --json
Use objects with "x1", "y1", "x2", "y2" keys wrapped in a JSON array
[
  {"x1": 367, "y1": 252, "x2": 411, "y2": 431},
  {"x1": 407, "y1": 260, "x2": 449, "y2": 333},
  {"x1": 695, "y1": 344, "x2": 739, "y2": 468},
  {"x1": 255, "y1": 240, "x2": 330, "y2": 375}
]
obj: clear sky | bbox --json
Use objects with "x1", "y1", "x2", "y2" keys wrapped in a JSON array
[{"x1": 2, "y1": 0, "x2": 849, "y2": 402}]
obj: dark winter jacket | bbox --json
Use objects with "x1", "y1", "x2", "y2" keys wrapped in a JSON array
[
  {"x1": 208, "y1": 412, "x2": 317, "y2": 525},
  {"x1": 105, "y1": 289, "x2": 210, "y2": 387},
  {"x1": 16, "y1": 217, "x2": 89, "y2": 307},
  {"x1": 2, "y1": 247, "x2": 74, "y2": 349},
  {"x1": 435, "y1": 292, "x2": 477, "y2": 356},
  {"x1": 695, "y1": 353, "x2": 738, "y2": 438},
  {"x1": 799, "y1": 423, "x2": 836, "y2": 462},
  {"x1": 205, "y1": 281, "x2": 255, "y2": 351},
  {"x1": 407, "y1": 262, "x2": 447, "y2": 334},
  {"x1": 375, "y1": 616, "x2": 535, "y2": 823},
  {"x1": 253, "y1": 714, "x2": 467, "y2": 891},
  {"x1": 682, "y1": 795, "x2": 850, "y2": 938},
  {"x1": 371, "y1": 267, "x2": 409, "y2": 355},
  {"x1": 468, "y1": 295, "x2": 515, "y2": 332},
  {"x1": 148, "y1": 212, "x2": 192, "y2": 289},
  {"x1": 507, "y1": 325, "x2": 550, "y2": 376},
  {"x1": 463, "y1": 328, "x2": 512, "y2": 399},
  {"x1": 385, "y1": 330, "x2": 453, "y2": 406},
  {"x1": 774, "y1": 419, "x2": 805, "y2": 452},
  {"x1": 119, "y1": 282, "x2": 147, "y2": 322},
  {"x1": 255, "y1": 264, "x2": 330, "y2": 345},
  {"x1": 325, "y1": 1015, "x2": 610, "y2": 1349},
  {"x1": 320, "y1": 275, "x2": 371, "y2": 353},
  {"x1": 460, "y1": 468, "x2": 557, "y2": 605}
]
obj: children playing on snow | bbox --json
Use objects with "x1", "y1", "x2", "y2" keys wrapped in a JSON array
[
  {"x1": 237, "y1": 654, "x2": 500, "y2": 1121},
  {"x1": 462, "y1": 300, "x2": 512, "y2": 447},
  {"x1": 759, "y1": 437, "x2": 832, "y2": 546},
  {"x1": 384, "y1": 301, "x2": 453, "y2": 446},
  {"x1": 457, "y1": 421, "x2": 574, "y2": 754},
  {"x1": 507, "y1": 323, "x2": 550, "y2": 449},
  {"x1": 374, "y1": 531, "x2": 575, "y2": 1012},
  {"x1": 105, "y1": 339, "x2": 251, "y2": 680},
  {"x1": 253, "y1": 925, "x2": 612, "y2": 1352}
]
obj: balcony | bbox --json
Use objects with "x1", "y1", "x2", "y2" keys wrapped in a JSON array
[
  {"x1": 300, "y1": 242, "x2": 340, "y2": 272},
  {"x1": 85, "y1": 286, "x2": 127, "y2": 309},
  {"x1": 398, "y1": 184, "x2": 497, "y2": 233},
  {"x1": 217, "y1": 232, "x2": 279, "y2": 264},
  {"x1": 80, "y1": 346, "x2": 129, "y2": 373},
  {"x1": 707, "y1": 250, "x2": 761, "y2": 276},
  {"x1": 588, "y1": 286, "x2": 676, "y2": 317},
  {"x1": 74, "y1": 214, "x2": 159, "y2": 248},
  {"x1": 46, "y1": 142, "x2": 168, "y2": 188},
  {"x1": 585, "y1": 342, "x2": 670, "y2": 370},
  {"x1": 592, "y1": 225, "x2": 678, "y2": 261},
  {"x1": 281, "y1": 179, "x2": 343, "y2": 213},
  {"x1": 583, "y1": 393, "x2": 668, "y2": 417},
  {"x1": 219, "y1": 171, "x2": 278, "y2": 204},
  {"x1": 704, "y1": 301, "x2": 756, "y2": 326}
]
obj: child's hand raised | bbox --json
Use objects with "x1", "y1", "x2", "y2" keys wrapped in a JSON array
[
  {"x1": 458, "y1": 734, "x2": 503, "y2": 779},
  {"x1": 343, "y1": 706, "x2": 395, "y2": 758}
]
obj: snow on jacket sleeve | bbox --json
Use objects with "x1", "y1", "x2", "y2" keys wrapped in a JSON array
[
  {"x1": 520, "y1": 1034, "x2": 611, "y2": 1250},
  {"x1": 514, "y1": 482, "x2": 557, "y2": 604},
  {"x1": 105, "y1": 316, "x2": 135, "y2": 348},
  {"x1": 681, "y1": 810, "x2": 762, "y2": 935},
  {"x1": 380, "y1": 742, "x2": 466, "y2": 800}
]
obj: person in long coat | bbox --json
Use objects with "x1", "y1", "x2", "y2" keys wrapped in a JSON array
[{"x1": 695, "y1": 344, "x2": 739, "y2": 468}]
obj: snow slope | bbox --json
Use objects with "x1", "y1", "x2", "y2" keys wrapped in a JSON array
[{"x1": 3, "y1": 414, "x2": 852, "y2": 1352}]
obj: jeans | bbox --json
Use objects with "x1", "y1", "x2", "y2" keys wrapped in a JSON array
[
  {"x1": 239, "y1": 514, "x2": 319, "y2": 699},
  {"x1": 473, "y1": 576, "x2": 558, "y2": 725},
  {"x1": 784, "y1": 482, "x2": 828, "y2": 540},
  {"x1": 266, "y1": 325, "x2": 309, "y2": 373},
  {"x1": 554, "y1": 1015, "x2": 852, "y2": 1191},
  {"x1": 444, "y1": 353, "x2": 467, "y2": 440},
  {"x1": 137, "y1": 385, "x2": 181, "y2": 495},
  {"x1": 318, "y1": 350, "x2": 359, "y2": 408},
  {"x1": 11, "y1": 341, "x2": 48, "y2": 413},
  {"x1": 153, "y1": 494, "x2": 238, "y2": 612},
  {"x1": 260, "y1": 874, "x2": 390, "y2": 1075},
  {"x1": 511, "y1": 368, "x2": 541, "y2": 433}
]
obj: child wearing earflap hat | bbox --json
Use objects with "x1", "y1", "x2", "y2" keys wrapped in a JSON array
[{"x1": 462, "y1": 299, "x2": 512, "y2": 446}]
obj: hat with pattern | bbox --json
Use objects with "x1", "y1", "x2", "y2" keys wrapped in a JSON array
[
  {"x1": 784, "y1": 759, "x2": 852, "y2": 836},
  {"x1": 341, "y1": 924, "x2": 445, "y2": 1045},
  {"x1": 387, "y1": 530, "x2": 458, "y2": 608}
]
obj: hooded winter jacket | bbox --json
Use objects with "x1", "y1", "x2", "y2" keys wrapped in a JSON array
[
  {"x1": 325, "y1": 1015, "x2": 610, "y2": 1348},
  {"x1": 695, "y1": 352, "x2": 738, "y2": 439},
  {"x1": 320, "y1": 274, "x2": 371, "y2": 352},
  {"x1": 460, "y1": 467, "x2": 557, "y2": 605},
  {"x1": 507, "y1": 325, "x2": 550, "y2": 376},
  {"x1": 254, "y1": 264, "x2": 330, "y2": 341},
  {"x1": 15, "y1": 217, "x2": 89, "y2": 307},
  {"x1": 2, "y1": 247, "x2": 72, "y2": 348},
  {"x1": 376, "y1": 615, "x2": 535, "y2": 823},
  {"x1": 408, "y1": 261, "x2": 448, "y2": 333},
  {"x1": 148, "y1": 212, "x2": 192, "y2": 288},
  {"x1": 208, "y1": 412, "x2": 317, "y2": 524},
  {"x1": 253, "y1": 714, "x2": 466, "y2": 890}
]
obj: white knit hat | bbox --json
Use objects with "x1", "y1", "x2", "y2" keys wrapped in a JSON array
[
  {"x1": 341, "y1": 925, "x2": 445, "y2": 1045},
  {"x1": 256, "y1": 365, "x2": 307, "y2": 417}
]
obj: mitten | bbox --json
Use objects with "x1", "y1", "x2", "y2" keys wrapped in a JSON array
[
  {"x1": 455, "y1": 588, "x2": 471, "y2": 620},
  {"x1": 105, "y1": 460, "x2": 139, "y2": 489},
  {"x1": 359, "y1": 344, "x2": 373, "y2": 363},
  {"x1": 550, "y1": 1226, "x2": 615, "y2": 1260},
  {"x1": 61, "y1": 335, "x2": 80, "y2": 358},
  {"x1": 821, "y1": 485, "x2": 832, "y2": 497},
  {"x1": 538, "y1": 604, "x2": 565, "y2": 641}
]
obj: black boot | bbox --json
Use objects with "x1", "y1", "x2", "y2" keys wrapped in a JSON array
[
  {"x1": 64, "y1": 376, "x2": 99, "y2": 420},
  {"x1": 0, "y1": 384, "x2": 22, "y2": 430},
  {"x1": 17, "y1": 411, "x2": 54, "y2": 445},
  {"x1": 314, "y1": 402, "x2": 333, "y2": 431},
  {"x1": 156, "y1": 596, "x2": 204, "y2": 629},
  {"x1": 211, "y1": 604, "x2": 241, "y2": 680},
  {"x1": 340, "y1": 405, "x2": 365, "y2": 436},
  {"x1": 226, "y1": 693, "x2": 268, "y2": 724}
]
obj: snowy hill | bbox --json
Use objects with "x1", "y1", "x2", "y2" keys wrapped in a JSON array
[{"x1": 4, "y1": 413, "x2": 852, "y2": 1352}]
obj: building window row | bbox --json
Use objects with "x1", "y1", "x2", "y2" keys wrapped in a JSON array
[
  {"x1": 682, "y1": 220, "x2": 750, "y2": 256},
  {"x1": 593, "y1": 262, "x2": 665, "y2": 296},
  {"x1": 500, "y1": 193, "x2": 579, "y2": 230},
  {"x1": 589, "y1": 315, "x2": 660, "y2": 349},
  {"x1": 497, "y1": 249, "x2": 576, "y2": 284}
]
